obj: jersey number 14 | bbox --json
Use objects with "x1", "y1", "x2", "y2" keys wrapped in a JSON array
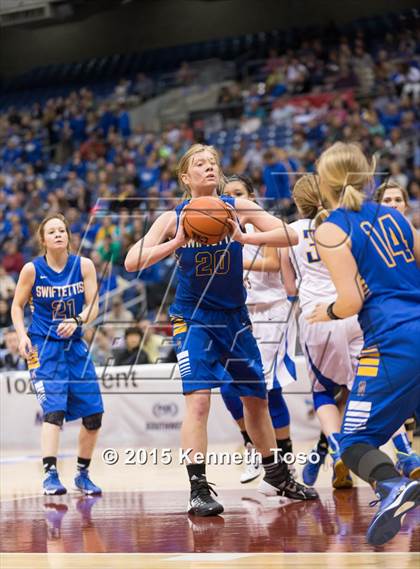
[{"x1": 360, "y1": 214, "x2": 415, "y2": 268}]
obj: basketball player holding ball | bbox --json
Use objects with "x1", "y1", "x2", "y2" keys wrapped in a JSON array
[{"x1": 125, "y1": 144, "x2": 318, "y2": 516}]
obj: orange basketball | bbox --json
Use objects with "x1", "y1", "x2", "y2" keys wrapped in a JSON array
[{"x1": 183, "y1": 196, "x2": 233, "y2": 245}]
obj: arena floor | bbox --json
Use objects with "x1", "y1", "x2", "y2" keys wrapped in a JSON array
[{"x1": 1, "y1": 442, "x2": 419, "y2": 568}]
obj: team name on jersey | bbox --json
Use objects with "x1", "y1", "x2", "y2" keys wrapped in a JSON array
[
  {"x1": 35, "y1": 281, "x2": 84, "y2": 298},
  {"x1": 182, "y1": 236, "x2": 231, "y2": 249}
]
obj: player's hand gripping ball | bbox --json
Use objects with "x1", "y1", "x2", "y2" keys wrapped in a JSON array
[{"x1": 183, "y1": 196, "x2": 234, "y2": 245}]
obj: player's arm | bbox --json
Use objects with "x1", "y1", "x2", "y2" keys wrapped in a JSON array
[
  {"x1": 307, "y1": 222, "x2": 364, "y2": 322},
  {"x1": 80, "y1": 258, "x2": 99, "y2": 325},
  {"x1": 280, "y1": 248, "x2": 298, "y2": 297},
  {"x1": 229, "y1": 198, "x2": 298, "y2": 247},
  {"x1": 125, "y1": 211, "x2": 185, "y2": 272},
  {"x1": 11, "y1": 263, "x2": 35, "y2": 359},
  {"x1": 243, "y1": 245, "x2": 281, "y2": 272}
]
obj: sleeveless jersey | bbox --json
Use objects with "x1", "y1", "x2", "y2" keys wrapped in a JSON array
[
  {"x1": 289, "y1": 218, "x2": 337, "y2": 317},
  {"x1": 29, "y1": 254, "x2": 85, "y2": 340},
  {"x1": 174, "y1": 195, "x2": 246, "y2": 311},
  {"x1": 243, "y1": 224, "x2": 286, "y2": 305},
  {"x1": 327, "y1": 201, "x2": 420, "y2": 345}
]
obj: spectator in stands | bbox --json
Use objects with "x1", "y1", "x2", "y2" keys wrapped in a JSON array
[
  {"x1": 2, "y1": 240, "x2": 24, "y2": 277},
  {"x1": 0, "y1": 266, "x2": 16, "y2": 299},
  {"x1": 262, "y1": 149, "x2": 291, "y2": 208},
  {"x1": 243, "y1": 140, "x2": 264, "y2": 170},
  {"x1": 104, "y1": 298, "x2": 134, "y2": 341},
  {"x1": 176, "y1": 61, "x2": 194, "y2": 85},
  {"x1": 117, "y1": 103, "x2": 131, "y2": 138},
  {"x1": 95, "y1": 216, "x2": 120, "y2": 247},
  {"x1": 114, "y1": 327, "x2": 149, "y2": 366},
  {"x1": 132, "y1": 73, "x2": 155, "y2": 101},
  {"x1": 98, "y1": 233, "x2": 122, "y2": 265},
  {"x1": 0, "y1": 298, "x2": 13, "y2": 328},
  {"x1": 388, "y1": 161, "x2": 409, "y2": 189},
  {"x1": 138, "y1": 319, "x2": 165, "y2": 364},
  {"x1": 0, "y1": 329, "x2": 26, "y2": 371},
  {"x1": 87, "y1": 328, "x2": 114, "y2": 367}
]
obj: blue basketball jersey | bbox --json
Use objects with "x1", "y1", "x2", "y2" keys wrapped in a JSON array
[
  {"x1": 173, "y1": 195, "x2": 246, "y2": 311},
  {"x1": 29, "y1": 254, "x2": 85, "y2": 340},
  {"x1": 327, "y1": 202, "x2": 420, "y2": 345}
]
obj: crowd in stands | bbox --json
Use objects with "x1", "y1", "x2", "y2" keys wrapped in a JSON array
[{"x1": 1, "y1": 19, "x2": 419, "y2": 369}]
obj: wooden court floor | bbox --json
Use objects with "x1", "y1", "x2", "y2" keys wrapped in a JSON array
[{"x1": 1, "y1": 442, "x2": 419, "y2": 568}]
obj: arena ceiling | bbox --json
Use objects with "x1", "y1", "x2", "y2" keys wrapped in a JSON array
[{"x1": 0, "y1": 0, "x2": 223, "y2": 28}]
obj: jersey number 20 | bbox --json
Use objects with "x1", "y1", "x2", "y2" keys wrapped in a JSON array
[{"x1": 195, "y1": 250, "x2": 231, "y2": 276}]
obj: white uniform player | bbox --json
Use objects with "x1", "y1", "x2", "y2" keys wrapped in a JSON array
[
  {"x1": 289, "y1": 218, "x2": 363, "y2": 394},
  {"x1": 244, "y1": 224, "x2": 297, "y2": 389}
]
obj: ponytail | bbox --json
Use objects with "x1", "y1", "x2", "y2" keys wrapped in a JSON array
[
  {"x1": 314, "y1": 205, "x2": 330, "y2": 228},
  {"x1": 341, "y1": 184, "x2": 364, "y2": 211}
]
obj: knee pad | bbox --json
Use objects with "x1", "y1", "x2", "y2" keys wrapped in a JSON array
[
  {"x1": 82, "y1": 412, "x2": 103, "y2": 431},
  {"x1": 268, "y1": 388, "x2": 290, "y2": 428},
  {"x1": 43, "y1": 411, "x2": 65, "y2": 427},
  {"x1": 313, "y1": 389, "x2": 336, "y2": 411}
]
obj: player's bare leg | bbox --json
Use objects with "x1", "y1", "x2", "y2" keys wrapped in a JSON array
[
  {"x1": 181, "y1": 391, "x2": 211, "y2": 458},
  {"x1": 182, "y1": 390, "x2": 223, "y2": 516},
  {"x1": 78, "y1": 425, "x2": 100, "y2": 460},
  {"x1": 316, "y1": 404, "x2": 352, "y2": 488},
  {"x1": 41, "y1": 421, "x2": 67, "y2": 495},
  {"x1": 242, "y1": 396, "x2": 318, "y2": 501},
  {"x1": 41, "y1": 422, "x2": 60, "y2": 458},
  {"x1": 75, "y1": 417, "x2": 103, "y2": 496}
]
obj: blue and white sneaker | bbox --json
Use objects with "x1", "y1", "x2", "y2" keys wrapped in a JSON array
[
  {"x1": 74, "y1": 470, "x2": 102, "y2": 495},
  {"x1": 396, "y1": 452, "x2": 420, "y2": 480},
  {"x1": 302, "y1": 447, "x2": 327, "y2": 486},
  {"x1": 367, "y1": 477, "x2": 420, "y2": 546},
  {"x1": 43, "y1": 468, "x2": 67, "y2": 495}
]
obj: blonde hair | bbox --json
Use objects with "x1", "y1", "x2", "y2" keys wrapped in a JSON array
[
  {"x1": 375, "y1": 180, "x2": 409, "y2": 206},
  {"x1": 317, "y1": 142, "x2": 375, "y2": 211},
  {"x1": 292, "y1": 175, "x2": 330, "y2": 227},
  {"x1": 37, "y1": 213, "x2": 71, "y2": 254},
  {"x1": 177, "y1": 144, "x2": 224, "y2": 198}
]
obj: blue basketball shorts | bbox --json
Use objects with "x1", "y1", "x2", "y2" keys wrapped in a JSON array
[
  {"x1": 29, "y1": 335, "x2": 104, "y2": 422},
  {"x1": 339, "y1": 322, "x2": 420, "y2": 452},
  {"x1": 169, "y1": 303, "x2": 267, "y2": 399}
]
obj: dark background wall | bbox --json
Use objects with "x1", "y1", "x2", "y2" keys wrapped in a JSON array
[{"x1": 0, "y1": 0, "x2": 418, "y2": 77}]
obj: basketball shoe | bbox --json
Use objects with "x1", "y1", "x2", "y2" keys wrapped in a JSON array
[
  {"x1": 74, "y1": 470, "x2": 102, "y2": 495},
  {"x1": 367, "y1": 477, "x2": 420, "y2": 546},
  {"x1": 395, "y1": 451, "x2": 420, "y2": 480},
  {"x1": 258, "y1": 467, "x2": 319, "y2": 500},
  {"x1": 240, "y1": 443, "x2": 262, "y2": 483},
  {"x1": 188, "y1": 475, "x2": 224, "y2": 516},
  {"x1": 331, "y1": 454, "x2": 353, "y2": 489},
  {"x1": 43, "y1": 467, "x2": 67, "y2": 495},
  {"x1": 302, "y1": 445, "x2": 328, "y2": 486}
]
